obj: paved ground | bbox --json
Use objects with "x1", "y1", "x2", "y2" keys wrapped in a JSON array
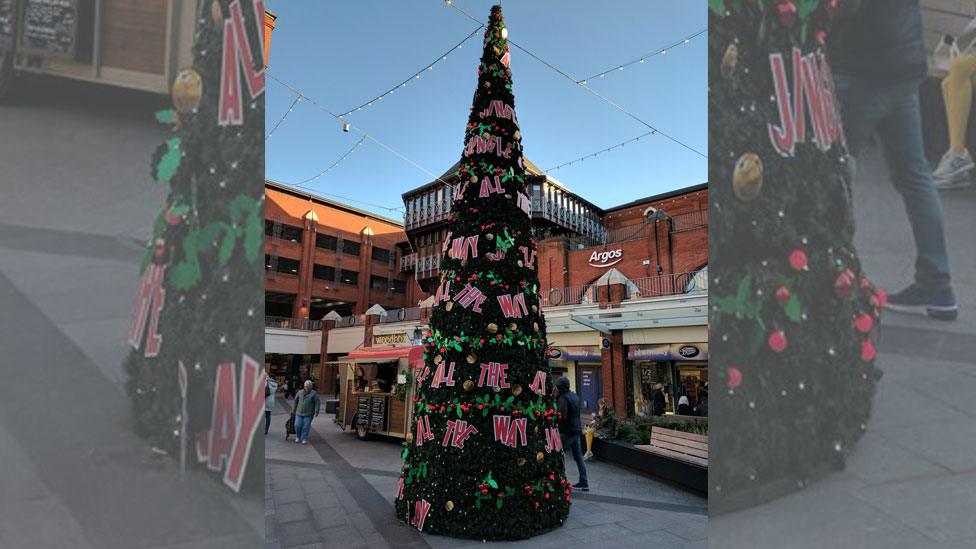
[
  {"x1": 710, "y1": 141, "x2": 976, "y2": 548},
  {"x1": 0, "y1": 76, "x2": 263, "y2": 548},
  {"x1": 265, "y1": 397, "x2": 708, "y2": 549}
]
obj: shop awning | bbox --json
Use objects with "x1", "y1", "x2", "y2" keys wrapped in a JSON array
[{"x1": 343, "y1": 346, "x2": 425, "y2": 368}]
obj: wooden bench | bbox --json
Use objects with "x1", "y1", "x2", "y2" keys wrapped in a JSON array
[{"x1": 636, "y1": 427, "x2": 708, "y2": 468}]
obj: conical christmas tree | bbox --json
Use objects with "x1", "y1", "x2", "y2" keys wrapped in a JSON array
[
  {"x1": 123, "y1": 0, "x2": 265, "y2": 494},
  {"x1": 395, "y1": 5, "x2": 571, "y2": 540},
  {"x1": 708, "y1": 0, "x2": 882, "y2": 513}
]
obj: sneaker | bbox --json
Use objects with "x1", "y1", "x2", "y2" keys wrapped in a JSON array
[
  {"x1": 884, "y1": 284, "x2": 958, "y2": 321},
  {"x1": 302, "y1": 440, "x2": 308, "y2": 445},
  {"x1": 295, "y1": 438, "x2": 301, "y2": 443},
  {"x1": 583, "y1": 451, "x2": 594, "y2": 461},
  {"x1": 573, "y1": 484, "x2": 590, "y2": 492},
  {"x1": 933, "y1": 149, "x2": 974, "y2": 189}
]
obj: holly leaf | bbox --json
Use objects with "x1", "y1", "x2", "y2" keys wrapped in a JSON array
[
  {"x1": 456, "y1": 404, "x2": 463, "y2": 419},
  {"x1": 784, "y1": 294, "x2": 802, "y2": 323},
  {"x1": 488, "y1": 477, "x2": 498, "y2": 489},
  {"x1": 496, "y1": 498, "x2": 503, "y2": 509},
  {"x1": 155, "y1": 109, "x2": 176, "y2": 125},
  {"x1": 475, "y1": 498, "x2": 481, "y2": 509},
  {"x1": 798, "y1": 0, "x2": 819, "y2": 20},
  {"x1": 156, "y1": 137, "x2": 182, "y2": 182},
  {"x1": 735, "y1": 275, "x2": 751, "y2": 305},
  {"x1": 217, "y1": 226, "x2": 239, "y2": 265},
  {"x1": 708, "y1": 0, "x2": 726, "y2": 15}
]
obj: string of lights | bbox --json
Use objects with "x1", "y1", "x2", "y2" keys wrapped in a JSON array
[
  {"x1": 543, "y1": 130, "x2": 656, "y2": 173},
  {"x1": 442, "y1": 0, "x2": 707, "y2": 159},
  {"x1": 266, "y1": 93, "x2": 302, "y2": 140},
  {"x1": 577, "y1": 28, "x2": 706, "y2": 84},
  {"x1": 292, "y1": 134, "x2": 368, "y2": 187},
  {"x1": 268, "y1": 74, "x2": 460, "y2": 196},
  {"x1": 336, "y1": 25, "x2": 484, "y2": 117}
]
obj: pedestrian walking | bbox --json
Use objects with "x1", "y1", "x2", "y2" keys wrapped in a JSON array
[
  {"x1": 265, "y1": 376, "x2": 278, "y2": 435},
  {"x1": 652, "y1": 384, "x2": 666, "y2": 416},
  {"x1": 677, "y1": 395, "x2": 692, "y2": 416},
  {"x1": 554, "y1": 376, "x2": 589, "y2": 492},
  {"x1": 292, "y1": 380, "x2": 320, "y2": 445},
  {"x1": 829, "y1": 0, "x2": 958, "y2": 320}
]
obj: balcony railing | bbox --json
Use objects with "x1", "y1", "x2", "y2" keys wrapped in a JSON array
[
  {"x1": 335, "y1": 314, "x2": 366, "y2": 328},
  {"x1": 416, "y1": 254, "x2": 441, "y2": 279},
  {"x1": 671, "y1": 210, "x2": 708, "y2": 232},
  {"x1": 405, "y1": 201, "x2": 452, "y2": 230},
  {"x1": 400, "y1": 253, "x2": 418, "y2": 272},
  {"x1": 379, "y1": 307, "x2": 423, "y2": 323},
  {"x1": 265, "y1": 316, "x2": 322, "y2": 331},
  {"x1": 539, "y1": 271, "x2": 706, "y2": 308}
]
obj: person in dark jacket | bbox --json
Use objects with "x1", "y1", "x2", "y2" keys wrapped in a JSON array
[
  {"x1": 554, "y1": 376, "x2": 588, "y2": 491},
  {"x1": 292, "y1": 380, "x2": 320, "y2": 445},
  {"x1": 677, "y1": 396, "x2": 692, "y2": 416},
  {"x1": 828, "y1": 0, "x2": 958, "y2": 321},
  {"x1": 652, "y1": 384, "x2": 666, "y2": 416}
]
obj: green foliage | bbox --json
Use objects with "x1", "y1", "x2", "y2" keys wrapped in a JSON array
[{"x1": 617, "y1": 416, "x2": 709, "y2": 446}]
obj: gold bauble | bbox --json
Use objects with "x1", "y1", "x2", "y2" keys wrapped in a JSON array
[
  {"x1": 487, "y1": 323, "x2": 498, "y2": 333},
  {"x1": 470, "y1": 174, "x2": 478, "y2": 183},
  {"x1": 514, "y1": 130, "x2": 521, "y2": 140},
  {"x1": 406, "y1": 432, "x2": 414, "y2": 443},
  {"x1": 732, "y1": 152, "x2": 763, "y2": 201},
  {"x1": 509, "y1": 323, "x2": 518, "y2": 332},
  {"x1": 536, "y1": 452, "x2": 545, "y2": 463},
  {"x1": 721, "y1": 43, "x2": 739, "y2": 79},
  {"x1": 466, "y1": 354, "x2": 477, "y2": 364},
  {"x1": 517, "y1": 260, "x2": 524, "y2": 268},
  {"x1": 172, "y1": 68, "x2": 203, "y2": 114},
  {"x1": 486, "y1": 233, "x2": 494, "y2": 240},
  {"x1": 517, "y1": 457, "x2": 526, "y2": 466},
  {"x1": 445, "y1": 501, "x2": 455, "y2": 512},
  {"x1": 210, "y1": 0, "x2": 223, "y2": 25},
  {"x1": 531, "y1": 305, "x2": 538, "y2": 313},
  {"x1": 463, "y1": 380, "x2": 475, "y2": 391},
  {"x1": 533, "y1": 322, "x2": 540, "y2": 332},
  {"x1": 445, "y1": 301, "x2": 454, "y2": 311},
  {"x1": 434, "y1": 354, "x2": 443, "y2": 365},
  {"x1": 460, "y1": 259, "x2": 467, "y2": 267},
  {"x1": 512, "y1": 384, "x2": 522, "y2": 396},
  {"x1": 504, "y1": 193, "x2": 512, "y2": 199}
]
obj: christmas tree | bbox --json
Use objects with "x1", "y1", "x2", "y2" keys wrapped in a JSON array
[
  {"x1": 123, "y1": 0, "x2": 265, "y2": 494},
  {"x1": 394, "y1": 5, "x2": 571, "y2": 539},
  {"x1": 708, "y1": 0, "x2": 883, "y2": 513}
]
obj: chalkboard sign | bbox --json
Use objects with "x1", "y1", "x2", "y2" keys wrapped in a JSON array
[
  {"x1": 0, "y1": 0, "x2": 15, "y2": 50},
  {"x1": 369, "y1": 397, "x2": 386, "y2": 430},
  {"x1": 356, "y1": 397, "x2": 370, "y2": 427},
  {"x1": 21, "y1": 0, "x2": 77, "y2": 57}
]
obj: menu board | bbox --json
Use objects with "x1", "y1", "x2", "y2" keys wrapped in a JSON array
[
  {"x1": 21, "y1": 0, "x2": 77, "y2": 56},
  {"x1": 0, "y1": 0, "x2": 15, "y2": 50}
]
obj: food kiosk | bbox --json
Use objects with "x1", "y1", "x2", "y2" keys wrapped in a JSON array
[{"x1": 334, "y1": 346, "x2": 424, "y2": 441}]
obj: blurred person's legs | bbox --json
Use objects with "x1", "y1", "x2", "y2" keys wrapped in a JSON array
[
  {"x1": 835, "y1": 75, "x2": 957, "y2": 320},
  {"x1": 584, "y1": 426, "x2": 595, "y2": 460},
  {"x1": 935, "y1": 54, "x2": 976, "y2": 189},
  {"x1": 561, "y1": 434, "x2": 588, "y2": 489}
]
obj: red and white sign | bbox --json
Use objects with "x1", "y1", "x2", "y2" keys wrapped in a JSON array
[
  {"x1": 449, "y1": 235, "x2": 479, "y2": 261},
  {"x1": 544, "y1": 427, "x2": 563, "y2": 453},
  {"x1": 195, "y1": 353, "x2": 265, "y2": 492},
  {"x1": 219, "y1": 0, "x2": 267, "y2": 126},
  {"x1": 430, "y1": 361, "x2": 456, "y2": 388},
  {"x1": 127, "y1": 263, "x2": 166, "y2": 357},
  {"x1": 588, "y1": 249, "x2": 623, "y2": 268},
  {"x1": 477, "y1": 362, "x2": 510, "y2": 389},
  {"x1": 415, "y1": 415, "x2": 435, "y2": 446},
  {"x1": 528, "y1": 371, "x2": 547, "y2": 396},
  {"x1": 767, "y1": 48, "x2": 845, "y2": 157},
  {"x1": 441, "y1": 419, "x2": 478, "y2": 449},
  {"x1": 452, "y1": 283, "x2": 488, "y2": 313},
  {"x1": 493, "y1": 415, "x2": 527, "y2": 448},
  {"x1": 496, "y1": 293, "x2": 528, "y2": 318},
  {"x1": 410, "y1": 499, "x2": 432, "y2": 531}
]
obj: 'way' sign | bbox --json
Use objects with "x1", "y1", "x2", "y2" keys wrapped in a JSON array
[{"x1": 588, "y1": 249, "x2": 623, "y2": 268}]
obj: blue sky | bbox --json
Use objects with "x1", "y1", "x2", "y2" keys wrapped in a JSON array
[{"x1": 265, "y1": 0, "x2": 707, "y2": 219}]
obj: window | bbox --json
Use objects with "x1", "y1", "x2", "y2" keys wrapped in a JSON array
[
  {"x1": 392, "y1": 279, "x2": 407, "y2": 294},
  {"x1": 370, "y1": 275, "x2": 389, "y2": 291},
  {"x1": 372, "y1": 247, "x2": 391, "y2": 264},
  {"x1": 312, "y1": 264, "x2": 335, "y2": 281},
  {"x1": 279, "y1": 224, "x2": 303, "y2": 243},
  {"x1": 340, "y1": 269, "x2": 358, "y2": 285},
  {"x1": 316, "y1": 233, "x2": 337, "y2": 251},
  {"x1": 264, "y1": 219, "x2": 274, "y2": 236},
  {"x1": 342, "y1": 240, "x2": 360, "y2": 256},
  {"x1": 265, "y1": 255, "x2": 300, "y2": 275}
]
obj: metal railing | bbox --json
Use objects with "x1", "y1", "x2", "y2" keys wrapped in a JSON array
[
  {"x1": 400, "y1": 253, "x2": 417, "y2": 272},
  {"x1": 539, "y1": 271, "x2": 706, "y2": 308},
  {"x1": 265, "y1": 316, "x2": 322, "y2": 331},
  {"x1": 670, "y1": 210, "x2": 708, "y2": 232},
  {"x1": 379, "y1": 307, "x2": 423, "y2": 323},
  {"x1": 335, "y1": 314, "x2": 366, "y2": 328}
]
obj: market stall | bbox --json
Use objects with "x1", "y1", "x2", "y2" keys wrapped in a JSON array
[{"x1": 334, "y1": 345, "x2": 424, "y2": 440}]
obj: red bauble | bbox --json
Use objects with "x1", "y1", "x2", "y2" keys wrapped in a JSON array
[
  {"x1": 854, "y1": 313, "x2": 873, "y2": 334},
  {"x1": 776, "y1": 0, "x2": 798, "y2": 27},
  {"x1": 775, "y1": 286, "x2": 791, "y2": 306},
  {"x1": 835, "y1": 271, "x2": 854, "y2": 299},
  {"x1": 861, "y1": 338, "x2": 876, "y2": 361},
  {"x1": 727, "y1": 366, "x2": 742, "y2": 389},
  {"x1": 789, "y1": 249, "x2": 808, "y2": 271},
  {"x1": 768, "y1": 330, "x2": 788, "y2": 352}
]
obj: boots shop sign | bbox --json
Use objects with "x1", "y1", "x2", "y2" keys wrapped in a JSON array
[{"x1": 588, "y1": 249, "x2": 623, "y2": 268}]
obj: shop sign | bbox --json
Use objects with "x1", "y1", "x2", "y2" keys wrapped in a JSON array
[
  {"x1": 373, "y1": 333, "x2": 409, "y2": 346},
  {"x1": 677, "y1": 345, "x2": 700, "y2": 358},
  {"x1": 553, "y1": 345, "x2": 601, "y2": 361},
  {"x1": 588, "y1": 248, "x2": 623, "y2": 268},
  {"x1": 547, "y1": 347, "x2": 562, "y2": 359}
]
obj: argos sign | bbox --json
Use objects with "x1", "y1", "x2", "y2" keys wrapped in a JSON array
[{"x1": 588, "y1": 249, "x2": 623, "y2": 268}]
